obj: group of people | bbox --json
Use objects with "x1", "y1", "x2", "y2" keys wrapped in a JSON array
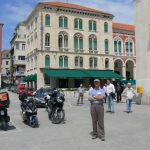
[{"x1": 77, "y1": 79, "x2": 136, "y2": 141}]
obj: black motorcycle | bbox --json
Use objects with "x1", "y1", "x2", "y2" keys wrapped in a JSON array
[
  {"x1": 45, "y1": 89, "x2": 65, "y2": 124},
  {"x1": 19, "y1": 93, "x2": 39, "y2": 128},
  {"x1": 0, "y1": 92, "x2": 10, "y2": 131}
]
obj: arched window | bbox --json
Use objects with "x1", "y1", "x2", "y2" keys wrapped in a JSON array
[
  {"x1": 118, "y1": 41, "x2": 122, "y2": 52},
  {"x1": 114, "y1": 38, "x2": 122, "y2": 53},
  {"x1": 45, "y1": 55, "x2": 50, "y2": 67},
  {"x1": 74, "y1": 18, "x2": 83, "y2": 30},
  {"x1": 89, "y1": 20, "x2": 97, "y2": 31},
  {"x1": 59, "y1": 16, "x2": 68, "y2": 28},
  {"x1": 45, "y1": 33, "x2": 50, "y2": 46},
  {"x1": 75, "y1": 56, "x2": 83, "y2": 68},
  {"x1": 89, "y1": 35, "x2": 97, "y2": 50},
  {"x1": 125, "y1": 39, "x2": 134, "y2": 54},
  {"x1": 104, "y1": 22, "x2": 108, "y2": 33},
  {"x1": 105, "y1": 39, "x2": 109, "y2": 52},
  {"x1": 58, "y1": 32, "x2": 68, "y2": 49},
  {"x1": 59, "y1": 56, "x2": 68, "y2": 68},
  {"x1": 114, "y1": 41, "x2": 117, "y2": 52},
  {"x1": 45, "y1": 14, "x2": 50, "y2": 26},
  {"x1": 74, "y1": 33, "x2": 83, "y2": 50},
  {"x1": 89, "y1": 57, "x2": 97, "y2": 69},
  {"x1": 105, "y1": 58, "x2": 109, "y2": 69}
]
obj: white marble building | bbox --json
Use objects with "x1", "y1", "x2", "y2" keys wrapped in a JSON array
[{"x1": 134, "y1": 0, "x2": 150, "y2": 104}]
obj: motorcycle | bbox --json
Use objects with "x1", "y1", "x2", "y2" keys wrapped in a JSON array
[
  {"x1": 45, "y1": 88, "x2": 65, "y2": 124},
  {"x1": 0, "y1": 92, "x2": 10, "y2": 131},
  {"x1": 19, "y1": 93, "x2": 39, "y2": 128}
]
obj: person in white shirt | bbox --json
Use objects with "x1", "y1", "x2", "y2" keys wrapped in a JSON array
[
  {"x1": 88, "y1": 84, "x2": 93, "y2": 96},
  {"x1": 77, "y1": 84, "x2": 85, "y2": 104},
  {"x1": 106, "y1": 80, "x2": 115, "y2": 113},
  {"x1": 122, "y1": 83, "x2": 135, "y2": 113}
]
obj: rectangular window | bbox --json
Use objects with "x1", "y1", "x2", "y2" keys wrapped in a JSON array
[
  {"x1": 22, "y1": 44, "x2": 25, "y2": 50},
  {"x1": 6, "y1": 61, "x2": 9, "y2": 65},
  {"x1": 94, "y1": 39, "x2": 97, "y2": 50},
  {"x1": 59, "y1": 18, "x2": 63, "y2": 28},
  {"x1": 89, "y1": 39, "x2": 92, "y2": 50},
  {"x1": 18, "y1": 56, "x2": 25, "y2": 60},
  {"x1": 64, "y1": 18, "x2": 68, "y2": 28},
  {"x1": 79, "y1": 20, "x2": 82, "y2": 30},
  {"x1": 79, "y1": 38, "x2": 83, "y2": 49},
  {"x1": 74, "y1": 37, "x2": 78, "y2": 49},
  {"x1": 89, "y1": 22, "x2": 92, "y2": 31},
  {"x1": 93, "y1": 22, "x2": 97, "y2": 31},
  {"x1": 74, "y1": 19, "x2": 78, "y2": 29},
  {"x1": 16, "y1": 43, "x2": 19, "y2": 49}
]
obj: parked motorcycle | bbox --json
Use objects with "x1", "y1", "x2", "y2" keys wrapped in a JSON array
[
  {"x1": 45, "y1": 88, "x2": 65, "y2": 124},
  {"x1": 19, "y1": 93, "x2": 39, "y2": 128},
  {"x1": 0, "y1": 92, "x2": 10, "y2": 131}
]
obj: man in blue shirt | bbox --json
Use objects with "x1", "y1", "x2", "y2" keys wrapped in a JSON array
[{"x1": 89, "y1": 79, "x2": 105, "y2": 141}]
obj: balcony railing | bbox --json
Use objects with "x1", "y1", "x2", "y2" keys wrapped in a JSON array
[
  {"x1": 105, "y1": 51, "x2": 109, "y2": 55},
  {"x1": 59, "y1": 48, "x2": 69, "y2": 52},
  {"x1": 115, "y1": 52, "x2": 123, "y2": 56},
  {"x1": 89, "y1": 50, "x2": 98, "y2": 54},
  {"x1": 74, "y1": 49, "x2": 84, "y2": 53}
]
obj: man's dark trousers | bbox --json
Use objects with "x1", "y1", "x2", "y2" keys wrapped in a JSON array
[{"x1": 91, "y1": 103, "x2": 105, "y2": 138}]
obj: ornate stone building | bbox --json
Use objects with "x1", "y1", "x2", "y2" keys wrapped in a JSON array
[{"x1": 113, "y1": 23, "x2": 136, "y2": 80}]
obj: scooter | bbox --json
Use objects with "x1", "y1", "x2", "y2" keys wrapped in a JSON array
[
  {"x1": 45, "y1": 88, "x2": 65, "y2": 124},
  {"x1": 0, "y1": 92, "x2": 10, "y2": 131},
  {"x1": 19, "y1": 93, "x2": 39, "y2": 128}
]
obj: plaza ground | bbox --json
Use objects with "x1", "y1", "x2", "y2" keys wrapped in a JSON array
[{"x1": 0, "y1": 90, "x2": 150, "y2": 150}]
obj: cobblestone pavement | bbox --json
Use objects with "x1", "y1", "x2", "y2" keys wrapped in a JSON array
[{"x1": 0, "y1": 90, "x2": 150, "y2": 150}]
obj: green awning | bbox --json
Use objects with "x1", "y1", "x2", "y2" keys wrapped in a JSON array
[
  {"x1": 42, "y1": 69, "x2": 122, "y2": 79},
  {"x1": 23, "y1": 74, "x2": 37, "y2": 82}
]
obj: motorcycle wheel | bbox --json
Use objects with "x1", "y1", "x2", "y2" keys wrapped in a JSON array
[
  {"x1": 30, "y1": 116, "x2": 39, "y2": 128},
  {"x1": 51, "y1": 110, "x2": 65, "y2": 124},
  {"x1": 1, "y1": 118, "x2": 8, "y2": 131}
]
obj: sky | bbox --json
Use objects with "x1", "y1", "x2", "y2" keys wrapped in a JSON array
[{"x1": 0, "y1": 0, "x2": 134, "y2": 49}]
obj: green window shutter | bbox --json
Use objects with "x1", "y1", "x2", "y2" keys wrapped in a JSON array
[
  {"x1": 74, "y1": 36, "x2": 78, "y2": 49},
  {"x1": 114, "y1": 41, "x2": 117, "y2": 52},
  {"x1": 94, "y1": 58, "x2": 97, "y2": 68},
  {"x1": 89, "y1": 38, "x2": 92, "y2": 50},
  {"x1": 94, "y1": 38, "x2": 97, "y2": 50},
  {"x1": 75, "y1": 57, "x2": 78, "y2": 66},
  {"x1": 130, "y1": 42, "x2": 133, "y2": 52},
  {"x1": 118, "y1": 41, "x2": 122, "y2": 52},
  {"x1": 59, "y1": 56, "x2": 63, "y2": 67},
  {"x1": 126, "y1": 42, "x2": 129, "y2": 52},
  {"x1": 59, "y1": 17, "x2": 63, "y2": 27},
  {"x1": 45, "y1": 15, "x2": 50, "y2": 26},
  {"x1": 64, "y1": 56, "x2": 68, "y2": 67},
  {"x1": 105, "y1": 39, "x2": 109, "y2": 51},
  {"x1": 64, "y1": 17, "x2": 68, "y2": 28},
  {"x1": 80, "y1": 57, "x2": 83, "y2": 67},
  {"x1": 79, "y1": 37, "x2": 83, "y2": 49},
  {"x1": 74, "y1": 19, "x2": 78, "y2": 29},
  {"x1": 45, "y1": 55, "x2": 50, "y2": 67},
  {"x1": 93, "y1": 22, "x2": 97, "y2": 31},
  {"x1": 104, "y1": 22, "x2": 108, "y2": 32},
  {"x1": 79, "y1": 19, "x2": 83, "y2": 30},
  {"x1": 89, "y1": 21, "x2": 92, "y2": 31},
  {"x1": 64, "y1": 35, "x2": 68, "y2": 48}
]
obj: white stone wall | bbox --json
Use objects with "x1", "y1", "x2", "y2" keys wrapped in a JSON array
[{"x1": 134, "y1": 0, "x2": 150, "y2": 104}]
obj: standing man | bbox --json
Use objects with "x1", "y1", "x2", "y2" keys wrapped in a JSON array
[
  {"x1": 103, "y1": 83, "x2": 107, "y2": 103},
  {"x1": 77, "y1": 84, "x2": 84, "y2": 104},
  {"x1": 122, "y1": 83, "x2": 135, "y2": 113},
  {"x1": 116, "y1": 83, "x2": 122, "y2": 103},
  {"x1": 106, "y1": 80, "x2": 115, "y2": 113},
  {"x1": 88, "y1": 79, "x2": 105, "y2": 141}
]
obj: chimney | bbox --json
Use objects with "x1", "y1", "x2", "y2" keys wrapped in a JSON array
[{"x1": 0, "y1": 23, "x2": 4, "y2": 72}]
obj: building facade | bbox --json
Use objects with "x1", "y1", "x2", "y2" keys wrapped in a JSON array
[
  {"x1": 1, "y1": 50, "x2": 10, "y2": 84},
  {"x1": 134, "y1": 0, "x2": 150, "y2": 104},
  {"x1": 113, "y1": 23, "x2": 136, "y2": 80},
  {"x1": 24, "y1": 2, "x2": 115, "y2": 89},
  {"x1": 10, "y1": 22, "x2": 26, "y2": 84},
  {"x1": 21, "y1": 2, "x2": 136, "y2": 89}
]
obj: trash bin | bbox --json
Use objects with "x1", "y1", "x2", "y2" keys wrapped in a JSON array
[{"x1": 136, "y1": 87, "x2": 143, "y2": 105}]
